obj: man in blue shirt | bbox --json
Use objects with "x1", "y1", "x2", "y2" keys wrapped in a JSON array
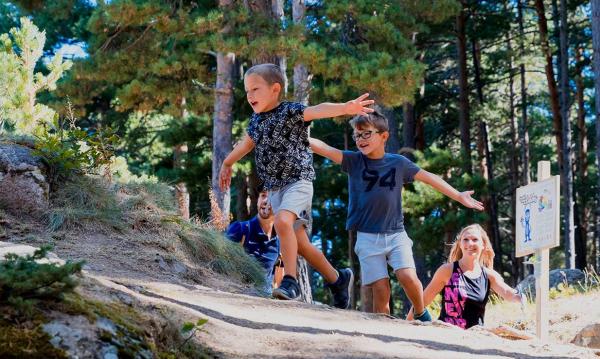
[{"x1": 226, "y1": 187, "x2": 281, "y2": 292}]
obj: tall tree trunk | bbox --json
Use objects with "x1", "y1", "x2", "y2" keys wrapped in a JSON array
[
  {"x1": 212, "y1": 0, "x2": 235, "y2": 221},
  {"x1": 505, "y1": 10, "x2": 519, "y2": 278},
  {"x1": 480, "y1": 121, "x2": 501, "y2": 273},
  {"x1": 589, "y1": 0, "x2": 600, "y2": 272},
  {"x1": 402, "y1": 102, "x2": 416, "y2": 155},
  {"x1": 175, "y1": 96, "x2": 190, "y2": 220},
  {"x1": 235, "y1": 174, "x2": 249, "y2": 220},
  {"x1": 518, "y1": 0, "x2": 531, "y2": 186},
  {"x1": 559, "y1": 0, "x2": 575, "y2": 269},
  {"x1": 534, "y1": 0, "x2": 563, "y2": 169},
  {"x1": 415, "y1": 114, "x2": 425, "y2": 151},
  {"x1": 575, "y1": 47, "x2": 588, "y2": 269},
  {"x1": 472, "y1": 39, "x2": 484, "y2": 104},
  {"x1": 174, "y1": 143, "x2": 190, "y2": 220},
  {"x1": 292, "y1": 0, "x2": 313, "y2": 303},
  {"x1": 457, "y1": 1, "x2": 472, "y2": 174}
]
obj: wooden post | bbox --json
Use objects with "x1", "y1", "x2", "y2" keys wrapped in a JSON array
[{"x1": 535, "y1": 161, "x2": 551, "y2": 340}]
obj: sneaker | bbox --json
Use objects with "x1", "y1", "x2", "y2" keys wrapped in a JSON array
[
  {"x1": 414, "y1": 308, "x2": 432, "y2": 322},
  {"x1": 272, "y1": 275, "x2": 300, "y2": 300},
  {"x1": 326, "y1": 268, "x2": 354, "y2": 309}
]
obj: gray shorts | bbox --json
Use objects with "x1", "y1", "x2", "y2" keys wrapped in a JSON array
[
  {"x1": 355, "y1": 231, "x2": 415, "y2": 285},
  {"x1": 268, "y1": 180, "x2": 312, "y2": 229}
]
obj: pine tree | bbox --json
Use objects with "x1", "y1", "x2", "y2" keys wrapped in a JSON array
[{"x1": 0, "y1": 17, "x2": 72, "y2": 134}]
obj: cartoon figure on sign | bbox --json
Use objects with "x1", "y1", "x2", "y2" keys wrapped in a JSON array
[{"x1": 520, "y1": 208, "x2": 532, "y2": 243}]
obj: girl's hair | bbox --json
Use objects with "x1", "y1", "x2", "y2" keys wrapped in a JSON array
[
  {"x1": 448, "y1": 224, "x2": 495, "y2": 269},
  {"x1": 349, "y1": 111, "x2": 389, "y2": 132},
  {"x1": 245, "y1": 63, "x2": 285, "y2": 94}
]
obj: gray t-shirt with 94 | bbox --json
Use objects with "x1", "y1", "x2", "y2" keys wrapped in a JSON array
[{"x1": 341, "y1": 151, "x2": 420, "y2": 233}]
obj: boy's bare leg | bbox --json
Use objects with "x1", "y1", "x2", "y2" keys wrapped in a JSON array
[
  {"x1": 370, "y1": 278, "x2": 391, "y2": 314},
  {"x1": 274, "y1": 210, "x2": 298, "y2": 278},
  {"x1": 395, "y1": 268, "x2": 424, "y2": 315},
  {"x1": 295, "y1": 225, "x2": 337, "y2": 283}
]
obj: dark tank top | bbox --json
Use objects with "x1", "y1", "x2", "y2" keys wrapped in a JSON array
[{"x1": 438, "y1": 261, "x2": 490, "y2": 329}]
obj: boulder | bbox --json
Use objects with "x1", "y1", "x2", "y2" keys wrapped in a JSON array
[
  {"x1": 0, "y1": 143, "x2": 49, "y2": 214},
  {"x1": 572, "y1": 323, "x2": 600, "y2": 349},
  {"x1": 517, "y1": 268, "x2": 593, "y2": 298}
]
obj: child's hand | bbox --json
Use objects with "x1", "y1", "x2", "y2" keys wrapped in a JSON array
[
  {"x1": 344, "y1": 93, "x2": 375, "y2": 116},
  {"x1": 457, "y1": 190, "x2": 484, "y2": 211},
  {"x1": 219, "y1": 163, "x2": 233, "y2": 191}
]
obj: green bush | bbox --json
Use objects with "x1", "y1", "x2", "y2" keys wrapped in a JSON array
[
  {"x1": 33, "y1": 118, "x2": 118, "y2": 190},
  {"x1": 0, "y1": 246, "x2": 84, "y2": 314}
]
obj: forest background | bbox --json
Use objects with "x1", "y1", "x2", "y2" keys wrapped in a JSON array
[{"x1": 1, "y1": 0, "x2": 599, "y2": 314}]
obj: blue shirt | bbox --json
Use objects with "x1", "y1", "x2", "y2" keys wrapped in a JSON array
[
  {"x1": 341, "y1": 151, "x2": 420, "y2": 233},
  {"x1": 226, "y1": 216, "x2": 280, "y2": 289}
]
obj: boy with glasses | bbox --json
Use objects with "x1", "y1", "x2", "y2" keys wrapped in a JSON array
[{"x1": 310, "y1": 111, "x2": 484, "y2": 321}]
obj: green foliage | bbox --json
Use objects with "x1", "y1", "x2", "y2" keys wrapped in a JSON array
[
  {"x1": 33, "y1": 117, "x2": 118, "y2": 189},
  {"x1": 0, "y1": 17, "x2": 72, "y2": 133},
  {"x1": 0, "y1": 245, "x2": 84, "y2": 314}
]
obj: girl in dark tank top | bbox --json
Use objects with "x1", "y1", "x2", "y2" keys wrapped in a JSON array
[{"x1": 408, "y1": 224, "x2": 524, "y2": 328}]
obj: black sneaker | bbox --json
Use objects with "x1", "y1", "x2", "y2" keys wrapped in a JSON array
[
  {"x1": 272, "y1": 275, "x2": 300, "y2": 300},
  {"x1": 326, "y1": 268, "x2": 354, "y2": 309}
]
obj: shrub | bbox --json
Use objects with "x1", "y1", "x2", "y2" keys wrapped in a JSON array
[{"x1": 0, "y1": 246, "x2": 84, "y2": 314}]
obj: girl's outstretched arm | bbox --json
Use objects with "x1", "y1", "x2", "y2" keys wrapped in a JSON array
[
  {"x1": 309, "y1": 137, "x2": 343, "y2": 164},
  {"x1": 487, "y1": 268, "x2": 522, "y2": 302}
]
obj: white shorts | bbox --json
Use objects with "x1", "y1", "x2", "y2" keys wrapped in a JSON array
[
  {"x1": 268, "y1": 180, "x2": 312, "y2": 229},
  {"x1": 355, "y1": 231, "x2": 415, "y2": 285}
]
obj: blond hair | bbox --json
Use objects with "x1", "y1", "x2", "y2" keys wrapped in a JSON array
[
  {"x1": 448, "y1": 224, "x2": 495, "y2": 269},
  {"x1": 244, "y1": 63, "x2": 285, "y2": 98}
]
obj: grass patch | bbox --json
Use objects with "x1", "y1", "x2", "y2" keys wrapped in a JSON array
[
  {"x1": 46, "y1": 176, "x2": 123, "y2": 232},
  {"x1": 179, "y1": 226, "x2": 266, "y2": 287},
  {"x1": 0, "y1": 319, "x2": 67, "y2": 359}
]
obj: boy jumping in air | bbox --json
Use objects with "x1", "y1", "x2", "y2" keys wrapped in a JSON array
[
  {"x1": 310, "y1": 111, "x2": 484, "y2": 320},
  {"x1": 219, "y1": 63, "x2": 373, "y2": 308}
]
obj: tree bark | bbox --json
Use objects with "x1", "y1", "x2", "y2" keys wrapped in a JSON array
[
  {"x1": 518, "y1": 0, "x2": 531, "y2": 186},
  {"x1": 174, "y1": 143, "x2": 190, "y2": 220},
  {"x1": 212, "y1": 0, "x2": 236, "y2": 221},
  {"x1": 480, "y1": 121, "x2": 501, "y2": 273},
  {"x1": 534, "y1": 0, "x2": 563, "y2": 169},
  {"x1": 575, "y1": 47, "x2": 588, "y2": 269},
  {"x1": 558, "y1": 0, "x2": 575, "y2": 269},
  {"x1": 378, "y1": 105, "x2": 400, "y2": 155},
  {"x1": 589, "y1": 0, "x2": 600, "y2": 272},
  {"x1": 402, "y1": 102, "x2": 416, "y2": 157},
  {"x1": 212, "y1": 52, "x2": 235, "y2": 222},
  {"x1": 456, "y1": 1, "x2": 472, "y2": 174}
]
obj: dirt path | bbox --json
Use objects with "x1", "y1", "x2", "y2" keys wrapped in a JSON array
[
  {"x1": 2, "y1": 239, "x2": 597, "y2": 358},
  {"x1": 94, "y1": 276, "x2": 596, "y2": 359}
]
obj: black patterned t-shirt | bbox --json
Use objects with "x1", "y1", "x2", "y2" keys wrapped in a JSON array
[{"x1": 247, "y1": 101, "x2": 315, "y2": 190}]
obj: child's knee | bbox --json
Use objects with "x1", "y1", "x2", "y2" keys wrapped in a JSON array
[
  {"x1": 395, "y1": 269, "x2": 420, "y2": 285},
  {"x1": 274, "y1": 211, "x2": 296, "y2": 228}
]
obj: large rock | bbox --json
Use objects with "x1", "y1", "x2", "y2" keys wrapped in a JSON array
[
  {"x1": 517, "y1": 268, "x2": 593, "y2": 298},
  {"x1": 572, "y1": 323, "x2": 600, "y2": 349},
  {"x1": 0, "y1": 143, "x2": 49, "y2": 213}
]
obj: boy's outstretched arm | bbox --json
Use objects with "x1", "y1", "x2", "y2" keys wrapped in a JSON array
[
  {"x1": 414, "y1": 169, "x2": 484, "y2": 211},
  {"x1": 309, "y1": 137, "x2": 343, "y2": 164},
  {"x1": 219, "y1": 134, "x2": 255, "y2": 191},
  {"x1": 304, "y1": 93, "x2": 375, "y2": 121}
]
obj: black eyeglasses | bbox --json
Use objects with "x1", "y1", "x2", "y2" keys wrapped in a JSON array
[{"x1": 352, "y1": 130, "x2": 382, "y2": 141}]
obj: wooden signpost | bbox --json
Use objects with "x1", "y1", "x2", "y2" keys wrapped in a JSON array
[{"x1": 515, "y1": 161, "x2": 560, "y2": 340}]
